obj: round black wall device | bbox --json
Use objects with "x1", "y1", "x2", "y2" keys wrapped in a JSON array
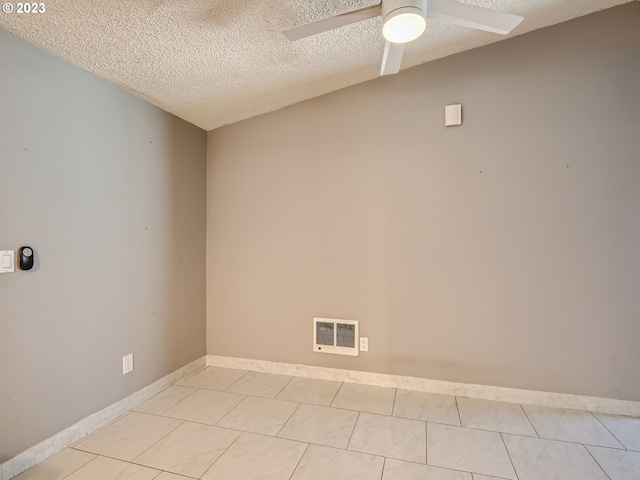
[{"x1": 19, "y1": 246, "x2": 34, "y2": 270}]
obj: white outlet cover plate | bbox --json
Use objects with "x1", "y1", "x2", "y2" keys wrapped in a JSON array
[{"x1": 122, "y1": 354, "x2": 134, "y2": 375}]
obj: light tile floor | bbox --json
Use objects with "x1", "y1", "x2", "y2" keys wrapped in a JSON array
[{"x1": 13, "y1": 367, "x2": 640, "y2": 480}]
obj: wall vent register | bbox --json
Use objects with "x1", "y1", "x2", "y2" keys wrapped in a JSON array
[{"x1": 313, "y1": 318, "x2": 359, "y2": 356}]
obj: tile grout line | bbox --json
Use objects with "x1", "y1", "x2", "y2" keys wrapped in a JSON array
[
  {"x1": 439, "y1": 421, "x2": 630, "y2": 451},
  {"x1": 221, "y1": 368, "x2": 251, "y2": 393},
  {"x1": 425, "y1": 422, "x2": 428, "y2": 467},
  {"x1": 379, "y1": 453, "x2": 473, "y2": 473},
  {"x1": 518, "y1": 404, "x2": 540, "y2": 438},
  {"x1": 128, "y1": 460, "x2": 194, "y2": 480},
  {"x1": 213, "y1": 392, "x2": 251, "y2": 424},
  {"x1": 129, "y1": 418, "x2": 186, "y2": 466},
  {"x1": 56, "y1": 452, "x2": 98, "y2": 480},
  {"x1": 391, "y1": 388, "x2": 399, "y2": 418},
  {"x1": 499, "y1": 432, "x2": 521, "y2": 480},
  {"x1": 345, "y1": 411, "x2": 362, "y2": 452},
  {"x1": 153, "y1": 384, "x2": 200, "y2": 417},
  {"x1": 330, "y1": 382, "x2": 347, "y2": 409},
  {"x1": 64, "y1": 452, "x2": 165, "y2": 477},
  {"x1": 328, "y1": 380, "x2": 343, "y2": 406},
  {"x1": 454, "y1": 396, "x2": 463, "y2": 427},
  {"x1": 274, "y1": 401, "x2": 304, "y2": 438},
  {"x1": 590, "y1": 411, "x2": 628, "y2": 451},
  {"x1": 287, "y1": 443, "x2": 311, "y2": 480},
  {"x1": 518, "y1": 406, "x2": 613, "y2": 448},
  {"x1": 582, "y1": 444, "x2": 613, "y2": 480},
  {"x1": 197, "y1": 427, "x2": 245, "y2": 479},
  {"x1": 272, "y1": 374, "x2": 296, "y2": 399},
  {"x1": 71, "y1": 410, "x2": 133, "y2": 449},
  {"x1": 177, "y1": 364, "x2": 208, "y2": 384},
  {"x1": 122, "y1": 401, "x2": 248, "y2": 431}
]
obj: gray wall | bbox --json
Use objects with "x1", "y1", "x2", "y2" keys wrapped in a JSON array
[
  {"x1": 207, "y1": 4, "x2": 640, "y2": 401},
  {"x1": 0, "y1": 30, "x2": 206, "y2": 461}
]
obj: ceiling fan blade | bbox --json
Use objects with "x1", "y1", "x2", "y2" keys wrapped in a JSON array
[
  {"x1": 283, "y1": 3, "x2": 382, "y2": 41},
  {"x1": 380, "y1": 41, "x2": 405, "y2": 76},
  {"x1": 427, "y1": 0, "x2": 523, "y2": 35}
]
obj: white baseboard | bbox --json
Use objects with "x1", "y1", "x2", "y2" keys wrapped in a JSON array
[
  {"x1": 0, "y1": 356, "x2": 206, "y2": 480},
  {"x1": 207, "y1": 355, "x2": 640, "y2": 418}
]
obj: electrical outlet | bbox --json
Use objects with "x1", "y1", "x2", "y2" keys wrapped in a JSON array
[
  {"x1": 122, "y1": 354, "x2": 134, "y2": 375},
  {"x1": 359, "y1": 337, "x2": 368, "y2": 352}
]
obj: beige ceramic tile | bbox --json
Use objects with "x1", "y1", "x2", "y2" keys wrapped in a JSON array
[
  {"x1": 456, "y1": 397, "x2": 537, "y2": 436},
  {"x1": 12, "y1": 448, "x2": 96, "y2": 480},
  {"x1": 586, "y1": 446, "x2": 640, "y2": 480},
  {"x1": 15, "y1": 368, "x2": 640, "y2": 480},
  {"x1": 522, "y1": 405, "x2": 624, "y2": 448},
  {"x1": 331, "y1": 383, "x2": 396, "y2": 415},
  {"x1": 472, "y1": 476, "x2": 512, "y2": 480},
  {"x1": 181, "y1": 367, "x2": 249, "y2": 391},
  {"x1": 427, "y1": 423, "x2": 516, "y2": 480},
  {"x1": 73, "y1": 412, "x2": 182, "y2": 461},
  {"x1": 593, "y1": 413, "x2": 640, "y2": 451},
  {"x1": 154, "y1": 473, "x2": 194, "y2": 480},
  {"x1": 161, "y1": 388, "x2": 244, "y2": 425},
  {"x1": 134, "y1": 422, "x2": 241, "y2": 478},
  {"x1": 278, "y1": 404, "x2": 358, "y2": 449},
  {"x1": 276, "y1": 377, "x2": 342, "y2": 406},
  {"x1": 132, "y1": 386, "x2": 196, "y2": 415},
  {"x1": 225, "y1": 371, "x2": 294, "y2": 398},
  {"x1": 383, "y1": 458, "x2": 472, "y2": 480},
  {"x1": 503, "y1": 434, "x2": 608, "y2": 480},
  {"x1": 393, "y1": 390, "x2": 460, "y2": 426},
  {"x1": 202, "y1": 432, "x2": 308, "y2": 480},
  {"x1": 217, "y1": 396, "x2": 299, "y2": 435},
  {"x1": 291, "y1": 444, "x2": 384, "y2": 480},
  {"x1": 349, "y1": 413, "x2": 426, "y2": 463},
  {"x1": 63, "y1": 456, "x2": 161, "y2": 480}
]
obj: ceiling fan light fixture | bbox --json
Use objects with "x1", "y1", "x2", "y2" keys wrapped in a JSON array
[{"x1": 382, "y1": 6, "x2": 426, "y2": 43}]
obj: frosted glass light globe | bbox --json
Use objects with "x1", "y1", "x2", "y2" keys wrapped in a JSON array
[{"x1": 383, "y1": 8, "x2": 426, "y2": 43}]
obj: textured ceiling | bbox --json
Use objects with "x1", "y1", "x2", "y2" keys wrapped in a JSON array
[{"x1": 0, "y1": 0, "x2": 631, "y2": 130}]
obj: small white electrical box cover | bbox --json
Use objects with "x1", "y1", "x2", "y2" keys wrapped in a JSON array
[
  {"x1": 445, "y1": 104, "x2": 462, "y2": 127},
  {"x1": 1, "y1": 250, "x2": 15, "y2": 273}
]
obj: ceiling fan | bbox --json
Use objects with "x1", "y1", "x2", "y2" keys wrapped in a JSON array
[{"x1": 283, "y1": 0, "x2": 524, "y2": 76}]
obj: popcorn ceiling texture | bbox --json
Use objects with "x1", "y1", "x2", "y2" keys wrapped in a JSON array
[{"x1": 0, "y1": 0, "x2": 630, "y2": 130}]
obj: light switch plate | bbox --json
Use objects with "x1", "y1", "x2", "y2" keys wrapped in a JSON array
[
  {"x1": 445, "y1": 104, "x2": 462, "y2": 127},
  {"x1": 1, "y1": 250, "x2": 15, "y2": 273}
]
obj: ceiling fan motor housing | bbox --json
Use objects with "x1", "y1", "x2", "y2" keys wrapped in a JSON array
[
  {"x1": 382, "y1": 0, "x2": 428, "y2": 18},
  {"x1": 382, "y1": 0, "x2": 428, "y2": 43}
]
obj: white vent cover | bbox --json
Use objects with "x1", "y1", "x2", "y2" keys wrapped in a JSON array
[{"x1": 313, "y1": 318, "x2": 359, "y2": 356}]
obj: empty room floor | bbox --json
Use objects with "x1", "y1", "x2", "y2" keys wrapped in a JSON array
[{"x1": 13, "y1": 366, "x2": 640, "y2": 480}]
